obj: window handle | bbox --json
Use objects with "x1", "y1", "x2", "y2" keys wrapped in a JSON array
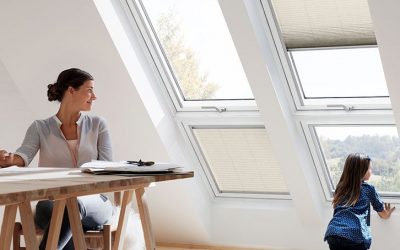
[
  {"x1": 326, "y1": 104, "x2": 354, "y2": 111},
  {"x1": 201, "y1": 106, "x2": 227, "y2": 113}
]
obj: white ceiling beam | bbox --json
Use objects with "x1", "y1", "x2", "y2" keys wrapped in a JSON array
[
  {"x1": 218, "y1": 0, "x2": 326, "y2": 229},
  {"x1": 368, "y1": 0, "x2": 400, "y2": 132}
]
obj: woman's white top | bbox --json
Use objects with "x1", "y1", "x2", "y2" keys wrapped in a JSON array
[
  {"x1": 66, "y1": 139, "x2": 78, "y2": 167},
  {"x1": 15, "y1": 114, "x2": 113, "y2": 167},
  {"x1": 66, "y1": 139, "x2": 78, "y2": 149}
]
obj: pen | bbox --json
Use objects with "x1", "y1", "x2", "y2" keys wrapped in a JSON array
[{"x1": 126, "y1": 159, "x2": 154, "y2": 166}]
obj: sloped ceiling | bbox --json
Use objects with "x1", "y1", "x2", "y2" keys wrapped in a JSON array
[{"x1": 0, "y1": 0, "x2": 400, "y2": 249}]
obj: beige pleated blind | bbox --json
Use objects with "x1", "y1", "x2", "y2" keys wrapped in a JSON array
[
  {"x1": 193, "y1": 128, "x2": 288, "y2": 194},
  {"x1": 270, "y1": 0, "x2": 376, "y2": 49}
]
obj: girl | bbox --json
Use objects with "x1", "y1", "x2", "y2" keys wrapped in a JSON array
[
  {"x1": 0, "y1": 68, "x2": 114, "y2": 249},
  {"x1": 324, "y1": 153, "x2": 395, "y2": 250}
]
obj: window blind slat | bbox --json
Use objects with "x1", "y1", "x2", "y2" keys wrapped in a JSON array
[
  {"x1": 271, "y1": 0, "x2": 376, "y2": 49},
  {"x1": 193, "y1": 128, "x2": 288, "y2": 193}
]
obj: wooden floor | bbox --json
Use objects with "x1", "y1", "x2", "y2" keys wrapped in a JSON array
[
  {"x1": 157, "y1": 247, "x2": 272, "y2": 250},
  {"x1": 158, "y1": 247, "x2": 210, "y2": 250},
  {"x1": 157, "y1": 243, "x2": 269, "y2": 250},
  {"x1": 157, "y1": 247, "x2": 282, "y2": 250}
]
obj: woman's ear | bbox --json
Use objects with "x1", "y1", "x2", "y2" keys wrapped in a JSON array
[{"x1": 68, "y1": 86, "x2": 75, "y2": 94}]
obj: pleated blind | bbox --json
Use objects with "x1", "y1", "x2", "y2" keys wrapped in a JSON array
[
  {"x1": 270, "y1": 0, "x2": 376, "y2": 49},
  {"x1": 193, "y1": 128, "x2": 288, "y2": 194}
]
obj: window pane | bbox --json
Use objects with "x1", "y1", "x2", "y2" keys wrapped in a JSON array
[
  {"x1": 315, "y1": 126, "x2": 400, "y2": 193},
  {"x1": 193, "y1": 128, "x2": 288, "y2": 194},
  {"x1": 141, "y1": 0, "x2": 253, "y2": 101},
  {"x1": 291, "y1": 47, "x2": 388, "y2": 99}
]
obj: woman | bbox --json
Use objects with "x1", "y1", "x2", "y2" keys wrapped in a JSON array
[
  {"x1": 324, "y1": 153, "x2": 395, "y2": 250},
  {"x1": 0, "y1": 68, "x2": 114, "y2": 249}
]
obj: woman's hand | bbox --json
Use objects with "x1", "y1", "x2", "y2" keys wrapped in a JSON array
[
  {"x1": 378, "y1": 203, "x2": 396, "y2": 219},
  {"x1": 0, "y1": 149, "x2": 14, "y2": 167}
]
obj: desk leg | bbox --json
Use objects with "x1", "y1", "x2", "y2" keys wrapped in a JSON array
[
  {"x1": 19, "y1": 201, "x2": 39, "y2": 250},
  {"x1": 66, "y1": 197, "x2": 87, "y2": 249},
  {"x1": 45, "y1": 199, "x2": 66, "y2": 250},
  {"x1": 136, "y1": 187, "x2": 155, "y2": 250},
  {"x1": 0, "y1": 204, "x2": 17, "y2": 250},
  {"x1": 113, "y1": 190, "x2": 133, "y2": 250}
]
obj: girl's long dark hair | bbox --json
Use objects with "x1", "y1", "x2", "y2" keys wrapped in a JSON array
[{"x1": 332, "y1": 153, "x2": 371, "y2": 208}]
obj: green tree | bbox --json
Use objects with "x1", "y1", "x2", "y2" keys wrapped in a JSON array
[
  {"x1": 322, "y1": 135, "x2": 400, "y2": 192},
  {"x1": 156, "y1": 11, "x2": 218, "y2": 100}
]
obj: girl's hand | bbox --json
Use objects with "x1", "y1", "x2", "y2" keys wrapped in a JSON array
[
  {"x1": 378, "y1": 203, "x2": 396, "y2": 219},
  {"x1": 385, "y1": 203, "x2": 396, "y2": 215}
]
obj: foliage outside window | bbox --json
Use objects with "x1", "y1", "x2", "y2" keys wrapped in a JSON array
[
  {"x1": 155, "y1": 11, "x2": 218, "y2": 99},
  {"x1": 315, "y1": 126, "x2": 400, "y2": 193},
  {"x1": 141, "y1": 0, "x2": 253, "y2": 101}
]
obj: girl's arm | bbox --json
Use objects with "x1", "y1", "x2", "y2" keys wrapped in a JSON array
[{"x1": 378, "y1": 203, "x2": 395, "y2": 219}]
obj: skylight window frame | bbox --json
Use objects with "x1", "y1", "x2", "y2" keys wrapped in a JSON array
[
  {"x1": 180, "y1": 120, "x2": 291, "y2": 200},
  {"x1": 300, "y1": 118, "x2": 400, "y2": 201},
  {"x1": 124, "y1": 0, "x2": 258, "y2": 112},
  {"x1": 258, "y1": 0, "x2": 399, "y2": 200},
  {"x1": 260, "y1": 0, "x2": 392, "y2": 111},
  {"x1": 119, "y1": 0, "x2": 293, "y2": 200},
  {"x1": 288, "y1": 45, "x2": 391, "y2": 107},
  {"x1": 119, "y1": 0, "x2": 400, "y2": 201}
]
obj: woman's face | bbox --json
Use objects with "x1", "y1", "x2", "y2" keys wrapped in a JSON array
[
  {"x1": 72, "y1": 80, "x2": 96, "y2": 111},
  {"x1": 363, "y1": 162, "x2": 372, "y2": 181}
]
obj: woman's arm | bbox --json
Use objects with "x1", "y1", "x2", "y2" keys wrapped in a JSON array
[
  {"x1": 97, "y1": 117, "x2": 113, "y2": 161},
  {"x1": 378, "y1": 203, "x2": 395, "y2": 219},
  {"x1": 0, "y1": 150, "x2": 25, "y2": 167},
  {"x1": 1, "y1": 121, "x2": 40, "y2": 168},
  {"x1": 14, "y1": 122, "x2": 40, "y2": 167}
]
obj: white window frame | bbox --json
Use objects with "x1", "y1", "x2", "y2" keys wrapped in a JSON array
[
  {"x1": 119, "y1": 0, "x2": 292, "y2": 200},
  {"x1": 300, "y1": 115, "x2": 399, "y2": 201},
  {"x1": 124, "y1": 0, "x2": 258, "y2": 112},
  {"x1": 257, "y1": 0, "x2": 399, "y2": 200},
  {"x1": 288, "y1": 46, "x2": 391, "y2": 108},
  {"x1": 260, "y1": 0, "x2": 392, "y2": 111},
  {"x1": 179, "y1": 117, "x2": 291, "y2": 199},
  {"x1": 119, "y1": 0, "x2": 399, "y2": 201}
]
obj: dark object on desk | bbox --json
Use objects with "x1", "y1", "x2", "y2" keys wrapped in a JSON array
[{"x1": 126, "y1": 159, "x2": 154, "y2": 166}]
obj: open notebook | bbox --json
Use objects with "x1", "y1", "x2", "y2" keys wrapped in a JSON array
[{"x1": 80, "y1": 160, "x2": 183, "y2": 175}]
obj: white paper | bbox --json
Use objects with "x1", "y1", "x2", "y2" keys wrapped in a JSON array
[
  {"x1": 80, "y1": 160, "x2": 132, "y2": 169},
  {"x1": 81, "y1": 160, "x2": 182, "y2": 173}
]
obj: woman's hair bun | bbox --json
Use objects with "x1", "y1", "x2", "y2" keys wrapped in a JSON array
[
  {"x1": 47, "y1": 68, "x2": 93, "y2": 102},
  {"x1": 47, "y1": 82, "x2": 61, "y2": 102}
]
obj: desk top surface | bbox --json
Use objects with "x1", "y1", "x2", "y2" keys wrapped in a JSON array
[{"x1": 0, "y1": 167, "x2": 194, "y2": 205}]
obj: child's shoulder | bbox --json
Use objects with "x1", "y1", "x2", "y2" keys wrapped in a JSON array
[
  {"x1": 362, "y1": 182, "x2": 377, "y2": 192},
  {"x1": 362, "y1": 182, "x2": 373, "y2": 187}
]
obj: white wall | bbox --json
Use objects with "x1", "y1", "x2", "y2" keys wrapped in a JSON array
[
  {"x1": 0, "y1": 0, "x2": 210, "y2": 246},
  {"x1": 0, "y1": 0, "x2": 167, "y2": 162},
  {"x1": 0, "y1": 1, "x2": 399, "y2": 250}
]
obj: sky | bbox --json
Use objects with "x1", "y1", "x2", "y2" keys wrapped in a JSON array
[
  {"x1": 293, "y1": 47, "x2": 388, "y2": 98},
  {"x1": 316, "y1": 126, "x2": 398, "y2": 140}
]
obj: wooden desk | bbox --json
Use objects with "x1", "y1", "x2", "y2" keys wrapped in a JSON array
[{"x1": 0, "y1": 167, "x2": 193, "y2": 250}]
